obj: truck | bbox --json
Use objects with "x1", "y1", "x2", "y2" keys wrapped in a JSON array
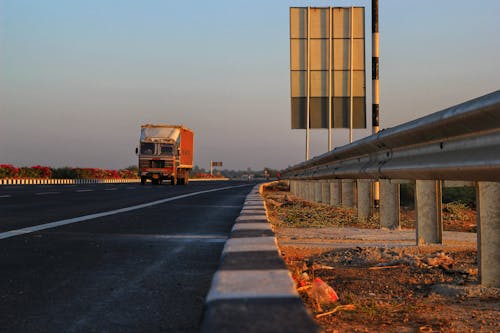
[{"x1": 136, "y1": 124, "x2": 194, "y2": 185}]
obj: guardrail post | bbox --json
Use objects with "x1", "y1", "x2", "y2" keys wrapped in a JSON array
[
  {"x1": 380, "y1": 179, "x2": 400, "y2": 229},
  {"x1": 477, "y1": 182, "x2": 500, "y2": 287},
  {"x1": 357, "y1": 179, "x2": 372, "y2": 219},
  {"x1": 308, "y1": 181, "x2": 314, "y2": 202},
  {"x1": 416, "y1": 180, "x2": 442, "y2": 244},
  {"x1": 299, "y1": 181, "x2": 306, "y2": 199},
  {"x1": 292, "y1": 181, "x2": 298, "y2": 196},
  {"x1": 297, "y1": 180, "x2": 302, "y2": 197},
  {"x1": 330, "y1": 180, "x2": 341, "y2": 206},
  {"x1": 341, "y1": 179, "x2": 355, "y2": 208},
  {"x1": 290, "y1": 180, "x2": 297, "y2": 196},
  {"x1": 314, "y1": 181, "x2": 322, "y2": 203},
  {"x1": 321, "y1": 180, "x2": 330, "y2": 204},
  {"x1": 301, "y1": 181, "x2": 307, "y2": 200}
]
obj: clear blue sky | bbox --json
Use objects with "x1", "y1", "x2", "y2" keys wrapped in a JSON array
[{"x1": 1, "y1": 0, "x2": 499, "y2": 170}]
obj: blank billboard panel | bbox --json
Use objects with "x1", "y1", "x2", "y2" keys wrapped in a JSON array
[
  {"x1": 333, "y1": 70, "x2": 365, "y2": 97},
  {"x1": 310, "y1": 71, "x2": 328, "y2": 97},
  {"x1": 290, "y1": 39, "x2": 308, "y2": 70},
  {"x1": 291, "y1": 71, "x2": 307, "y2": 97},
  {"x1": 332, "y1": 7, "x2": 364, "y2": 39},
  {"x1": 332, "y1": 39, "x2": 364, "y2": 70},
  {"x1": 333, "y1": 97, "x2": 366, "y2": 128},
  {"x1": 310, "y1": 39, "x2": 329, "y2": 70},
  {"x1": 290, "y1": 7, "x2": 366, "y2": 130},
  {"x1": 310, "y1": 8, "x2": 330, "y2": 38},
  {"x1": 291, "y1": 97, "x2": 366, "y2": 129},
  {"x1": 291, "y1": 97, "x2": 307, "y2": 129},
  {"x1": 290, "y1": 8, "x2": 307, "y2": 39},
  {"x1": 310, "y1": 97, "x2": 329, "y2": 128}
]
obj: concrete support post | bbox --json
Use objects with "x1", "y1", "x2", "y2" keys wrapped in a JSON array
[
  {"x1": 416, "y1": 180, "x2": 442, "y2": 245},
  {"x1": 308, "y1": 182, "x2": 315, "y2": 202},
  {"x1": 341, "y1": 179, "x2": 355, "y2": 208},
  {"x1": 290, "y1": 180, "x2": 296, "y2": 196},
  {"x1": 477, "y1": 182, "x2": 500, "y2": 287},
  {"x1": 298, "y1": 181, "x2": 305, "y2": 200},
  {"x1": 380, "y1": 179, "x2": 400, "y2": 229},
  {"x1": 314, "y1": 181, "x2": 322, "y2": 203},
  {"x1": 321, "y1": 180, "x2": 330, "y2": 205},
  {"x1": 357, "y1": 179, "x2": 372, "y2": 220},
  {"x1": 295, "y1": 181, "x2": 302, "y2": 199},
  {"x1": 330, "y1": 180, "x2": 341, "y2": 206},
  {"x1": 302, "y1": 182, "x2": 308, "y2": 201}
]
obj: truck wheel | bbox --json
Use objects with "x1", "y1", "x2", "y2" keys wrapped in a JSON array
[
  {"x1": 171, "y1": 177, "x2": 177, "y2": 186},
  {"x1": 152, "y1": 179, "x2": 159, "y2": 185},
  {"x1": 178, "y1": 178, "x2": 185, "y2": 185},
  {"x1": 140, "y1": 177, "x2": 146, "y2": 185}
]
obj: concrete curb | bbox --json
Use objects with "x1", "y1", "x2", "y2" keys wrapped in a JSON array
[
  {"x1": 0, "y1": 178, "x2": 141, "y2": 185},
  {"x1": 201, "y1": 184, "x2": 319, "y2": 332},
  {"x1": 0, "y1": 178, "x2": 230, "y2": 186}
]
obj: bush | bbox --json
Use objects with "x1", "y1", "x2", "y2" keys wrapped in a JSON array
[
  {"x1": 51, "y1": 167, "x2": 77, "y2": 179},
  {"x1": 17, "y1": 165, "x2": 52, "y2": 179},
  {"x1": 443, "y1": 186, "x2": 476, "y2": 208},
  {"x1": 400, "y1": 183, "x2": 415, "y2": 208},
  {"x1": 2, "y1": 165, "x2": 138, "y2": 179},
  {"x1": 0, "y1": 164, "x2": 18, "y2": 178}
]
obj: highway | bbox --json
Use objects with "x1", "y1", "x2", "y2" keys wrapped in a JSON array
[{"x1": 0, "y1": 181, "x2": 255, "y2": 332}]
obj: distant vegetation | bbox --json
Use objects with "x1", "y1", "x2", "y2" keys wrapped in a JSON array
[
  {"x1": 0, "y1": 164, "x2": 137, "y2": 179},
  {"x1": 190, "y1": 165, "x2": 280, "y2": 180},
  {"x1": 400, "y1": 183, "x2": 476, "y2": 209},
  {"x1": 0, "y1": 164, "x2": 280, "y2": 180}
]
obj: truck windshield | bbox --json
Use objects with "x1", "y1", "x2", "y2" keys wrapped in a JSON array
[
  {"x1": 140, "y1": 143, "x2": 155, "y2": 155},
  {"x1": 160, "y1": 144, "x2": 173, "y2": 155}
]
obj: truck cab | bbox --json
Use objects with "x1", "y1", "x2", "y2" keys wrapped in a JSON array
[{"x1": 137, "y1": 125, "x2": 193, "y2": 185}]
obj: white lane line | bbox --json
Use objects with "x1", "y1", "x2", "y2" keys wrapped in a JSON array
[
  {"x1": 104, "y1": 188, "x2": 117, "y2": 191},
  {"x1": 35, "y1": 192, "x2": 61, "y2": 196},
  {"x1": 0, "y1": 184, "x2": 250, "y2": 240},
  {"x1": 0, "y1": 195, "x2": 12, "y2": 198},
  {"x1": 76, "y1": 189, "x2": 93, "y2": 193}
]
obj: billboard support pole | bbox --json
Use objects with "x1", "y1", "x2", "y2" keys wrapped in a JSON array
[
  {"x1": 349, "y1": 6, "x2": 354, "y2": 143},
  {"x1": 372, "y1": 0, "x2": 380, "y2": 208},
  {"x1": 328, "y1": 6, "x2": 333, "y2": 151},
  {"x1": 306, "y1": 6, "x2": 311, "y2": 160}
]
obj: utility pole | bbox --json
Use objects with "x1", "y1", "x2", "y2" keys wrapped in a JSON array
[
  {"x1": 306, "y1": 6, "x2": 311, "y2": 160},
  {"x1": 372, "y1": 0, "x2": 380, "y2": 207}
]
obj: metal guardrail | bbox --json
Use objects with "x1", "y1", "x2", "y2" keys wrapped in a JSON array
[{"x1": 283, "y1": 90, "x2": 500, "y2": 182}]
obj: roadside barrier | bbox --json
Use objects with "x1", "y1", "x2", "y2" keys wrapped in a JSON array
[
  {"x1": 0, "y1": 178, "x2": 141, "y2": 185},
  {"x1": 282, "y1": 90, "x2": 500, "y2": 288},
  {"x1": 0, "y1": 178, "x2": 232, "y2": 185}
]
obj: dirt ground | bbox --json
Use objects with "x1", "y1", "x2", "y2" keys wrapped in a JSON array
[{"x1": 262, "y1": 182, "x2": 500, "y2": 333}]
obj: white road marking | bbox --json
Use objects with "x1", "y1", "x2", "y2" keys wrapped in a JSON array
[
  {"x1": 0, "y1": 184, "x2": 250, "y2": 240},
  {"x1": 0, "y1": 195, "x2": 12, "y2": 198},
  {"x1": 35, "y1": 192, "x2": 61, "y2": 196},
  {"x1": 76, "y1": 189, "x2": 93, "y2": 193},
  {"x1": 104, "y1": 188, "x2": 117, "y2": 191}
]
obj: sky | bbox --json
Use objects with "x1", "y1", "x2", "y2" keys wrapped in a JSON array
[{"x1": 1, "y1": 0, "x2": 499, "y2": 171}]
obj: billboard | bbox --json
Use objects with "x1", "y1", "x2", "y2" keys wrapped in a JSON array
[{"x1": 290, "y1": 7, "x2": 366, "y2": 129}]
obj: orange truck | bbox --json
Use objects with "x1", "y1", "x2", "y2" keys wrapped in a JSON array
[{"x1": 136, "y1": 124, "x2": 194, "y2": 185}]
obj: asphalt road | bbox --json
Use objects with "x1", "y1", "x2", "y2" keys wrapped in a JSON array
[{"x1": 0, "y1": 181, "x2": 255, "y2": 332}]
